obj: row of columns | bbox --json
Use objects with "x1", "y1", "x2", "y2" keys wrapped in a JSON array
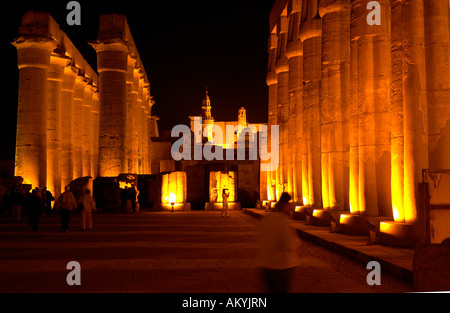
[
  {"x1": 89, "y1": 40, "x2": 154, "y2": 178},
  {"x1": 13, "y1": 14, "x2": 156, "y2": 198},
  {"x1": 13, "y1": 38, "x2": 100, "y2": 198},
  {"x1": 266, "y1": 0, "x2": 450, "y2": 226}
]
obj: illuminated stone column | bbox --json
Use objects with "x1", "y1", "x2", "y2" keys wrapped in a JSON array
[
  {"x1": 275, "y1": 14, "x2": 289, "y2": 199},
  {"x1": 286, "y1": 2, "x2": 303, "y2": 203},
  {"x1": 60, "y1": 65, "x2": 78, "y2": 189},
  {"x1": 72, "y1": 75, "x2": 85, "y2": 179},
  {"x1": 136, "y1": 81, "x2": 144, "y2": 174},
  {"x1": 354, "y1": 0, "x2": 392, "y2": 217},
  {"x1": 82, "y1": 83, "x2": 94, "y2": 177},
  {"x1": 129, "y1": 67, "x2": 140, "y2": 174},
  {"x1": 90, "y1": 41, "x2": 129, "y2": 177},
  {"x1": 266, "y1": 32, "x2": 278, "y2": 201},
  {"x1": 401, "y1": 0, "x2": 428, "y2": 224},
  {"x1": 142, "y1": 86, "x2": 151, "y2": 175},
  {"x1": 90, "y1": 91, "x2": 100, "y2": 178},
  {"x1": 126, "y1": 56, "x2": 137, "y2": 174},
  {"x1": 13, "y1": 38, "x2": 55, "y2": 189},
  {"x1": 319, "y1": 0, "x2": 351, "y2": 211},
  {"x1": 372, "y1": 0, "x2": 392, "y2": 217},
  {"x1": 147, "y1": 98, "x2": 155, "y2": 174},
  {"x1": 349, "y1": 16, "x2": 360, "y2": 215},
  {"x1": 300, "y1": 14, "x2": 323, "y2": 209},
  {"x1": 424, "y1": 0, "x2": 450, "y2": 170},
  {"x1": 46, "y1": 53, "x2": 68, "y2": 196},
  {"x1": 144, "y1": 101, "x2": 151, "y2": 175},
  {"x1": 390, "y1": 0, "x2": 405, "y2": 221}
]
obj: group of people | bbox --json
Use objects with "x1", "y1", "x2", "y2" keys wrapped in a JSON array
[
  {"x1": 120, "y1": 185, "x2": 139, "y2": 214},
  {"x1": 2, "y1": 184, "x2": 97, "y2": 232},
  {"x1": 3, "y1": 186, "x2": 55, "y2": 231},
  {"x1": 54, "y1": 186, "x2": 97, "y2": 232}
]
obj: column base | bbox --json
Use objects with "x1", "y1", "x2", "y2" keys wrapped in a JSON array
[
  {"x1": 293, "y1": 205, "x2": 311, "y2": 220},
  {"x1": 205, "y1": 202, "x2": 241, "y2": 211},
  {"x1": 261, "y1": 200, "x2": 276, "y2": 211},
  {"x1": 339, "y1": 215, "x2": 391, "y2": 236},
  {"x1": 153, "y1": 203, "x2": 191, "y2": 212},
  {"x1": 379, "y1": 221, "x2": 420, "y2": 248},
  {"x1": 311, "y1": 209, "x2": 346, "y2": 227}
]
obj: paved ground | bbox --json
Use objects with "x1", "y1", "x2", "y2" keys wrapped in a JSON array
[
  {"x1": 0, "y1": 210, "x2": 414, "y2": 293},
  {"x1": 245, "y1": 209, "x2": 416, "y2": 288}
]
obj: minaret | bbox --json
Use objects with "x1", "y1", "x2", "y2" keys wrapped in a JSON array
[
  {"x1": 202, "y1": 87, "x2": 214, "y2": 141},
  {"x1": 238, "y1": 107, "x2": 247, "y2": 129}
]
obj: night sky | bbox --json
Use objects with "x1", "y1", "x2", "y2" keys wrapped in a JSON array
[{"x1": 0, "y1": 0, "x2": 273, "y2": 161}]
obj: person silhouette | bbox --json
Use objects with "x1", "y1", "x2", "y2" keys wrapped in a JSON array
[
  {"x1": 221, "y1": 188, "x2": 229, "y2": 218},
  {"x1": 81, "y1": 189, "x2": 97, "y2": 231},
  {"x1": 258, "y1": 192, "x2": 300, "y2": 293},
  {"x1": 55, "y1": 185, "x2": 77, "y2": 232}
]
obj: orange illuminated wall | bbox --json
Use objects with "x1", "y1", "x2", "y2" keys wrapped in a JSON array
[
  {"x1": 161, "y1": 172, "x2": 187, "y2": 204},
  {"x1": 209, "y1": 171, "x2": 236, "y2": 203}
]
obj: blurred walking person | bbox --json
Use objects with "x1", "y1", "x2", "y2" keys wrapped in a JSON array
[
  {"x1": 81, "y1": 189, "x2": 97, "y2": 231},
  {"x1": 258, "y1": 192, "x2": 300, "y2": 293},
  {"x1": 54, "y1": 186, "x2": 77, "y2": 232}
]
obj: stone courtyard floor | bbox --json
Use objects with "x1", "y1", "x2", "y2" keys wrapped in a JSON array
[{"x1": 0, "y1": 210, "x2": 415, "y2": 293}]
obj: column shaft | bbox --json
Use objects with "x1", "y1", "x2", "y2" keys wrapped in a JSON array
[
  {"x1": 319, "y1": 2, "x2": 351, "y2": 211},
  {"x1": 424, "y1": 0, "x2": 450, "y2": 169},
  {"x1": 267, "y1": 32, "x2": 278, "y2": 201},
  {"x1": 275, "y1": 15, "x2": 289, "y2": 199},
  {"x1": 287, "y1": 9, "x2": 303, "y2": 203},
  {"x1": 73, "y1": 75, "x2": 85, "y2": 179},
  {"x1": 60, "y1": 66, "x2": 77, "y2": 189},
  {"x1": 47, "y1": 54, "x2": 68, "y2": 197},
  {"x1": 402, "y1": 0, "x2": 429, "y2": 223},
  {"x1": 13, "y1": 39, "x2": 55, "y2": 189},
  {"x1": 300, "y1": 18, "x2": 323, "y2": 208},
  {"x1": 92, "y1": 42, "x2": 129, "y2": 177}
]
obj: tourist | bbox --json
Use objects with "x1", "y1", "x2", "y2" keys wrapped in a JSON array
[
  {"x1": 54, "y1": 186, "x2": 77, "y2": 232},
  {"x1": 130, "y1": 185, "x2": 138, "y2": 213},
  {"x1": 11, "y1": 186, "x2": 25, "y2": 222},
  {"x1": 258, "y1": 192, "x2": 300, "y2": 293},
  {"x1": 221, "y1": 188, "x2": 229, "y2": 218},
  {"x1": 24, "y1": 189, "x2": 43, "y2": 232},
  {"x1": 81, "y1": 189, "x2": 97, "y2": 231},
  {"x1": 120, "y1": 187, "x2": 130, "y2": 214},
  {"x1": 42, "y1": 187, "x2": 54, "y2": 216}
]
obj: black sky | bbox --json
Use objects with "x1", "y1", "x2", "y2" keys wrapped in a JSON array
[{"x1": 0, "y1": 0, "x2": 273, "y2": 161}]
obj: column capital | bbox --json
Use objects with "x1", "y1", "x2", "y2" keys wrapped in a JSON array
[
  {"x1": 88, "y1": 39, "x2": 129, "y2": 53},
  {"x1": 48, "y1": 53, "x2": 70, "y2": 82},
  {"x1": 318, "y1": 0, "x2": 351, "y2": 18},
  {"x1": 50, "y1": 53, "x2": 71, "y2": 67},
  {"x1": 286, "y1": 12, "x2": 303, "y2": 59},
  {"x1": 12, "y1": 37, "x2": 57, "y2": 69},
  {"x1": 275, "y1": 57, "x2": 290, "y2": 74},
  {"x1": 288, "y1": 0, "x2": 302, "y2": 15},
  {"x1": 299, "y1": 19, "x2": 323, "y2": 42},
  {"x1": 268, "y1": 33, "x2": 278, "y2": 52},
  {"x1": 277, "y1": 15, "x2": 289, "y2": 36},
  {"x1": 89, "y1": 40, "x2": 128, "y2": 73}
]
